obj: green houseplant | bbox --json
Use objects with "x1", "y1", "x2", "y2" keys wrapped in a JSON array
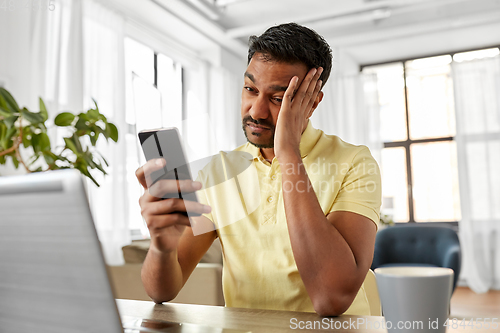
[
  {"x1": 379, "y1": 213, "x2": 395, "y2": 229},
  {"x1": 0, "y1": 87, "x2": 118, "y2": 186}
]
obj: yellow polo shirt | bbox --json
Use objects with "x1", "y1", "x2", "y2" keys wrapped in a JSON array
[{"x1": 195, "y1": 121, "x2": 381, "y2": 315}]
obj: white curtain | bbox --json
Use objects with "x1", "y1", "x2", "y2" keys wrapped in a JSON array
[
  {"x1": 0, "y1": 0, "x2": 83, "y2": 175},
  {"x1": 311, "y1": 73, "x2": 382, "y2": 162},
  {"x1": 452, "y1": 56, "x2": 500, "y2": 292},
  {"x1": 27, "y1": 0, "x2": 129, "y2": 265},
  {"x1": 182, "y1": 64, "x2": 241, "y2": 164},
  {"x1": 82, "y1": 1, "x2": 130, "y2": 265},
  {"x1": 31, "y1": 0, "x2": 83, "y2": 115},
  {"x1": 208, "y1": 66, "x2": 241, "y2": 152}
]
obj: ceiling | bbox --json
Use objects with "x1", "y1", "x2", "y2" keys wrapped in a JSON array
[{"x1": 110, "y1": 0, "x2": 500, "y2": 66}]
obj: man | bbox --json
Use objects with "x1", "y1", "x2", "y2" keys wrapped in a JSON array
[{"x1": 135, "y1": 23, "x2": 381, "y2": 316}]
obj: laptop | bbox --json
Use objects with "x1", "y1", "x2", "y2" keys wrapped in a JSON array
[{"x1": 0, "y1": 170, "x2": 247, "y2": 333}]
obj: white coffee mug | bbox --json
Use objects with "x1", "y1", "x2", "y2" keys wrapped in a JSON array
[{"x1": 375, "y1": 266, "x2": 454, "y2": 333}]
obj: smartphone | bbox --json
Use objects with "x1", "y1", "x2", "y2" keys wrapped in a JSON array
[{"x1": 138, "y1": 128, "x2": 199, "y2": 207}]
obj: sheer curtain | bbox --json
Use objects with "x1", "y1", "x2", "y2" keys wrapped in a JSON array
[
  {"x1": 182, "y1": 64, "x2": 242, "y2": 163},
  {"x1": 208, "y1": 66, "x2": 241, "y2": 152},
  {"x1": 82, "y1": 1, "x2": 129, "y2": 265},
  {"x1": 31, "y1": 0, "x2": 84, "y2": 143},
  {"x1": 452, "y1": 56, "x2": 500, "y2": 292},
  {"x1": 311, "y1": 73, "x2": 382, "y2": 162},
  {"x1": 0, "y1": 0, "x2": 83, "y2": 175},
  {"x1": 29, "y1": 0, "x2": 129, "y2": 265}
]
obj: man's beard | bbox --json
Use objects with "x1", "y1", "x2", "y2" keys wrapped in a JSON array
[{"x1": 241, "y1": 115, "x2": 275, "y2": 148}]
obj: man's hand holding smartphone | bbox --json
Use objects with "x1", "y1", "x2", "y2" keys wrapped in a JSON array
[{"x1": 136, "y1": 158, "x2": 212, "y2": 254}]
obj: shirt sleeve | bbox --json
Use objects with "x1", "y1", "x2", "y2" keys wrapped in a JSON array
[{"x1": 330, "y1": 146, "x2": 382, "y2": 226}]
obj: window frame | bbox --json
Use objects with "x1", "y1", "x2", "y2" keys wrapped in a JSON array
[
  {"x1": 124, "y1": 37, "x2": 186, "y2": 239},
  {"x1": 361, "y1": 44, "x2": 500, "y2": 226}
]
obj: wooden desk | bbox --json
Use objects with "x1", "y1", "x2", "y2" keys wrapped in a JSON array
[{"x1": 116, "y1": 299, "x2": 498, "y2": 333}]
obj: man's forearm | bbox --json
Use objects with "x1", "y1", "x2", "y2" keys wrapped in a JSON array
[
  {"x1": 280, "y1": 154, "x2": 364, "y2": 314},
  {"x1": 141, "y1": 248, "x2": 184, "y2": 304}
]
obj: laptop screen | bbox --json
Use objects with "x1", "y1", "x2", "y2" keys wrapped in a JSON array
[{"x1": 0, "y1": 170, "x2": 123, "y2": 333}]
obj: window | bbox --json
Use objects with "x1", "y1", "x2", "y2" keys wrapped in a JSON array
[
  {"x1": 124, "y1": 37, "x2": 184, "y2": 238},
  {"x1": 363, "y1": 47, "x2": 499, "y2": 223}
]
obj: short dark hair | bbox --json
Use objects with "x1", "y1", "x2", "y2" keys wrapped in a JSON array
[{"x1": 248, "y1": 22, "x2": 333, "y2": 88}]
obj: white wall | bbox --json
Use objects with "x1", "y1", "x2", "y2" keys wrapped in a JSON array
[{"x1": 330, "y1": 47, "x2": 360, "y2": 77}]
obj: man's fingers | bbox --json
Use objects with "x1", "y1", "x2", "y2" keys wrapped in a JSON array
[
  {"x1": 283, "y1": 76, "x2": 298, "y2": 106},
  {"x1": 135, "y1": 166, "x2": 148, "y2": 189},
  {"x1": 144, "y1": 158, "x2": 167, "y2": 174},
  {"x1": 146, "y1": 213, "x2": 192, "y2": 231},
  {"x1": 143, "y1": 200, "x2": 211, "y2": 232},
  {"x1": 149, "y1": 178, "x2": 202, "y2": 199},
  {"x1": 144, "y1": 158, "x2": 168, "y2": 189},
  {"x1": 303, "y1": 67, "x2": 323, "y2": 106},
  {"x1": 306, "y1": 79, "x2": 323, "y2": 118},
  {"x1": 136, "y1": 158, "x2": 166, "y2": 190},
  {"x1": 294, "y1": 67, "x2": 318, "y2": 106},
  {"x1": 147, "y1": 198, "x2": 211, "y2": 217},
  {"x1": 316, "y1": 66, "x2": 324, "y2": 77}
]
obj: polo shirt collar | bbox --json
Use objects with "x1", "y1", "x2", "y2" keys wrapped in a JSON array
[
  {"x1": 298, "y1": 120, "x2": 321, "y2": 158},
  {"x1": 241, "y1": 120, "x2": 322, "y2": 160}
]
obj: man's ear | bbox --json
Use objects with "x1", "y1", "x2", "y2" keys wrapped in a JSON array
[{"x1": 307, "y1": 91, "x2": 324, "y2": 118}]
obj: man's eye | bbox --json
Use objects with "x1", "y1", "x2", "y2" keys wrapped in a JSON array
[
  {"x1": 273, "y1": 97, "x2": 283, "y2": 103},
  {"x1": 244, "y1": 87, "x2": 255, "y2": 92}
]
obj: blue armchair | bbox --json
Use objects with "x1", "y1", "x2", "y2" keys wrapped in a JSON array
[{"x1": 371, "y1": 224, "x2": 461, "y2": 293}]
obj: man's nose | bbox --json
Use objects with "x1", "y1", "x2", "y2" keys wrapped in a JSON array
[{"x1": 248, "y1": 95, "x2": 270, "y2": 120}]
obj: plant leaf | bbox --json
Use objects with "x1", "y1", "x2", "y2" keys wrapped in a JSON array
[
  {"x1": 87, "y1": 152, "x2": 107, "y2": 176},
  {"x1": 2, "y1": 126, "x2": 17, "y2": 149},
  {"x1": 0, "y1": 127, "x2": 17, "y2": 149},
  {"x1": 4, "y1": 115, "x2": 18, "y2": 129},
  {"x1": 107, "y1": 123, "x2": 119, "y2": 142},
  {"x1": 39, "y1": 132, "x2": 51, "y2": 151},
  {"x1": 93, "y1": 99, "x2": 107, "y2": 123},
  {"x1": 0, "y1": 87, "x2": 20, "y2": 112},
  {"x1": 94, "y1": 161, "x2": 107, "y2": 175},
  {"x1": 0, "y1": 105, "x2": 12, "y2": 117},
  {"x1": 54, "y1": 112, "x2": 75, "y2": 126},
  {"x1": 84, "y1": 152, "x2": 97, "y2": 169},
  {"x1": 31, "y1": 133, "x2": 41, "y2": 153},
  {"x1": 72, "y1": 133, "x2": 83, "y2": 152},
  {"x1": 27, "y1": 154, "x2": 41, "y2": 167},
  {"x1": 87, "y1": 108, "x2": 99, "y2": 120},
  {"x1": 95, "y1": 125, "x2": 106, "y2": 137},
  {"x1": 0, "y1": 123, "x2": 6, "y2": 147},
  {"x1": 21, "y1": 108, "x2": 44, "y2": 124},
  {"x1": 22, "y1": 127, "x2": 31, "y2": 148},
  {"x1": 76, "y1": 163, "x2": 100, "y2": 187},
  {"x1": 43, "y1": 151, "x2": 55, "y2": 165},
  {"x1": 0, "y1": 93, "x2": 8, "y2": 111},
  {"x1": 100, "y1": 154, "x2": 109, "y2": 167},
  {"x1": 89, "y1": 132, "x2": 98, "y2": 146},
  {"x1": 78, "y1": 113, "x2": 90, "y2": 122},
  {"x1": 75, "y1": 117, "x2": 89, "y2": 131},
  {"x1": 11, "y1": 155, "x2": 19, "y2": 168},
  {"x1": 64, "y1": 137, "x2": 78, "y2": 153},
  {"x1": 39, "y1": 98, "x2": 49, "y2": 122},
  {"x1": 98, "y1": 113, "x2": 107, "y2": 122},
  {"x1": 92, "y1": 98, "x2": 99, "y2": 112},
  {"x1": 52, "y1": 154, "x2": 71, "y2": 165}
]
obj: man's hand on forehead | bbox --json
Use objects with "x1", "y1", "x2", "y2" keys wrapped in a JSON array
[{"x1": 273, "y1": 66, "x2": 323, "y2": 160}]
